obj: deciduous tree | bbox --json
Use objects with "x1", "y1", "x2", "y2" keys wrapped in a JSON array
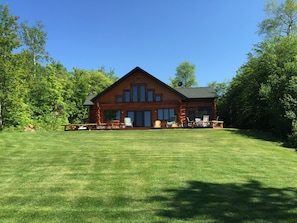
[
  {"x1": 170, "y1": 61, "x2": 197, "y2": 88},
  {"x1": 0, "y1": 5, "x2": 22, "y2": 129},
  {"x1": 258, "y1": 0, "x2": 297, "y2": 37}
]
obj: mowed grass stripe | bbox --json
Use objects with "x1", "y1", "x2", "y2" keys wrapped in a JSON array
[{"x1": 0, "y1": 129, "x2": 296, "y2": 222}]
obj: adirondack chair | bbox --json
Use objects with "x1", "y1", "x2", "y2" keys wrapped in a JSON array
[
  {"x1": 202, "y1": 115, "x2": 210, "y2": 127},
  {"x1": 124, "y1": 117, "x2": 133, "y2": 127}
]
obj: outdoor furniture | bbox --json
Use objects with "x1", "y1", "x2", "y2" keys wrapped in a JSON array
[
  {"x1": 195, "y1": 118, "x2": 202, "y2": 127},
  {"x1": 154, "y1": 120, "x2": 161, "y2": 128},
  {"x1": 107, "y1": 120, "x2": 120, "y2": 129},
  {"x1": 124, "y1": 117, "x2": 133, "y2": 127},
  {"x1": 97, "y1": 123, "x2": 107, "y2": 129},
  {"x1": 202, "y1": 115, "x2": 210, "y2": 127},
  {"x1": 211, "y1": 120, "x2": 224, "y2": 128},
  {"x1": 167, "y1": 116, "x2": 176, "y2": 128},
  {"x1": 186, "y1": 117, "x2": 194, "y2": 128}
]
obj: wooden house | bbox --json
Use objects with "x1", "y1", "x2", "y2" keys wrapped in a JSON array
[{"x1": 83, "y1": 67, "x2": 218, "y2": 128}]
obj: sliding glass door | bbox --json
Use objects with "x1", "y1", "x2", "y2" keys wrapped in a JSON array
[{"x1": 127, "y1": 110, "x2": 151, "y2": 127}]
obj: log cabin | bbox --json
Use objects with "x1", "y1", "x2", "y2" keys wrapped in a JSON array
[{"x1": 83, "y1": 67, "x2": 218, "y2": 128}]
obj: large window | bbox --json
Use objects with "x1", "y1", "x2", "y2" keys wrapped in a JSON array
[
  {"x1": 198, "y1": 106, "x2": 212, "y2": 119},
  {"x1": 147, "y1": 90, "x2": 153, "y2": 102},
  {"x1": 124, "y1": 91, "x2": 130, "y2": 102},
  {"x1": 121, "y1": 85, "x2": 158, "y2": 103},
  {"x1": 140, "y1": 85, "x2": 146, "y2": 102},
  {"x1": 132, "y1": 85, "x2": 138, "y2": 102},
  {"x1": 104, "y1": 110, "x2": 121, "y2": 121},
  {"x1": 157, "y1": 108, "x2": 175, "y2": 120}
]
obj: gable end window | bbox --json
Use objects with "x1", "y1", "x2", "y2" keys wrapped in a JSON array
[
  {"x1": 147, "y1": 90, "x2": 153, "y2": 102},
  {"x1": 140, "y1": 85, "x2": 146, "y2": 102},
  {"x1": 116, "y1": 96, "x2": 123, "y2": 103},
  {"x1": 121, "y1": 85, "x2": 156, "y2": 103},
  {"x1": 132, "y1": 85, "x2": 138, "y2": 102},
  {"x1": 124, "y1": 90, "x2": 130, "y2": 102},
  {"x1": 155, "y1": 95, "x2": 162, "y2": 102}
]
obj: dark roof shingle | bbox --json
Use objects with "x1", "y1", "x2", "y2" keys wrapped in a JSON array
[
  {"x1": 174, "y1": 87, "x2": 218, "y2": 99},
  {"x1": 83, "y1": 94, "x2": 96, "y2": 106}
]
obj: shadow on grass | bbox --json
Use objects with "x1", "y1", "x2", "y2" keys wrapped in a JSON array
[
  {"x1": 150, "y1": 180, "x2": 297, "y2": 222},
  {"x1": 227, "y1": 128, "x2": 285, "y2": 144}
]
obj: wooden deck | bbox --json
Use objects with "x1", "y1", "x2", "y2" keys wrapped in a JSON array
[
  {"x1": 63, "y1": 123, "x2": 97, "y2": 131},
  {"x1": 63, "y1": 121, "x2": 224, "y2": 131}
]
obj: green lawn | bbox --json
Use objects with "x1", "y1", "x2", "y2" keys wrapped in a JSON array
[{"x1": 0, "y1": 129, "x2": 296, "y2": 223}]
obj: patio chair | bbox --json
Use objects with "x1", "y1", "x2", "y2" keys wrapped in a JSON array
[
  {"x1": 154, "y1": 120, "x2": 161, "y2": 128},
  {"x1": 202, "y1": 115, "x2": 210, "y2": 127},
  {"x1": 186, "y1": 117, "x2": 193, "y2": 128},
  {"x1": 124, "y1": 117, "x2": 133, "y2": 127},
  {"x1": 195, "y1": 118, "x2": 202, "y2": 127},
  {"x1": 167, "y1": 116, "x2": 176, "y2": 128}
]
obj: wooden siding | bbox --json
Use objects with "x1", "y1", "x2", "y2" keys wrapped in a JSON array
[
  {"x1": 97, "y1": 70, "x2": 184, "y2": 104},
  {"x1": 87, "y1": 68, "x2": 217, "y2": 126}
]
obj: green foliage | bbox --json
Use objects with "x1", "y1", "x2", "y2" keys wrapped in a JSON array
[
  {"x1": 170, "y1": 61, "x2": 197, "y2": 87},
  {"x1": 29, "y1": 63, "x2": 69, "y2": 130},
  {"x1": 68, "y1": 68, "x2": 116, "y2": 123},
  {"x1": 0, "y1": 5, "x2": 22, "y2": 129},
  {"x1": 218, "y1": 0, "x2": 297, "y2": 146},
  {"x1": 207, "y1": 81, "x2": 230, "y2": 120},
  {"x1": 220, "y1": 36, "x2": 297, "y2": 146},
  {"x1": 0, "y1": 4, "x2": 119, "y2": 131},
  {"x1": 207, "y1": 81, "x2": 229, "y2": 97},
  {"x1": 20, "y1": 20, "x2": 49, "y2": 66},
  {"x1": 258, "y1": 0, "x2": 297, "y2": 37}
]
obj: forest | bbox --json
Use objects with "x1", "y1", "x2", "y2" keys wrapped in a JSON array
[
  {"x1": 0, "y1": 4, "x2": 118, "y2": 131},
  {"x1": 1, "y1": 1, "x2": 297, "y2": 147}
]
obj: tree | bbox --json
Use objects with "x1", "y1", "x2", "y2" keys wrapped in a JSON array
[
  {"x1": 29, "y1": 62, "x2": 69, "y2": 130},
  {"x1": 207, "y1": 81, "x2": 229, "y2": 97},
  {"x1": 258, "y1": 0, "x2": 297, "y2": 38},
  {"x1": 0, "y1": 4, "x2": 22, "y2": 130},
  {"x1": 217, "y1": 0, "x2": 297, "y2": 147},
  {"x1": 68, "y1": 68, "x2": 117, "y2": 123},
  {"x1": 207, "y1": 81, "x2": 230, "y2": 120},
  {"x1": 20, "y1": 21, "x2": 49, "y2": 75},
  {"x1": 170, "y1": 61, "x2": 197, "y2": 88},
  {"x1": 220, "y1": 36, "x2": 297, "y2": 142}
]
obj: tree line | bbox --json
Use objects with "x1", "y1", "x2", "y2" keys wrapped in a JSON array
[
  {"x1": 1, "y1": 1, "x2": 297, "y2": 148},
  {"x1": 0, "y1": 4, "x2": 117, "y2": 131},
  {"x1": 217, "y1": 0, "x2": 297, "y2": 147}
]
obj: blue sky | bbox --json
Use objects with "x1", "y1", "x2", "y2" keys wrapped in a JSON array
[{"x1": 3, "y1": 0, "x2": 268, "y2": 86}]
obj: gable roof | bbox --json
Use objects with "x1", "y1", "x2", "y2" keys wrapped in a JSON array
[
  {"x1": 83, "y1": 94, "x2": 96, "y2": 106},
  {"x1": 174, "y1": 87, "x2": 218, "y2": 99},
  {"x1": 90, "y1": 66, "x2": 186, "y2": 102},
  {"x1": 83, "y1": 67, "x2": 217, "y2": 106}
]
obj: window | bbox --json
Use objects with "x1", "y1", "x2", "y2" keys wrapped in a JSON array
[
  {"x1": 124, "y1": 91, "x2": 130, "y2": 102},
  {"x1": 104, "y1": 110, "x2": 121, "y2": 121},
  {"x1": 157, "y1": 108, "x2": 175, "y2": 120},
  {"x1": 140, "y1": 85, "x2": 146, "y2": 102},
  {"x1": 116, "y1": 96, "x2": 123, "y2": 103},
  {"x1": 198, "y1": 106, "x2": 212, "y2": 119},
  {"x1": 132, "y1": 85, "x2": 138, "y2": 102},
  {"x1": 147, "y1": 90, "x2": 153, "y2": 102},
  {"x1": 157, "y1": 109, "x2": 163, "y2": 120},
  {"x1": 155, "y1": 95, "x2": 161, "y2": 102},
  {"x1": 122, "y1": 85, "x2": 155, "y2": 103}
]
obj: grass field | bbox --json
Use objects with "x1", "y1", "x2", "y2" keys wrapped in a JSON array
[{"x1": 0, "y1": 128, "x2": 297, "y2": 223}]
